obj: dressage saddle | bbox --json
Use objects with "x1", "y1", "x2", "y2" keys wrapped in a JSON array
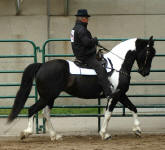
[{"x1": 74, "y1": 49, "x2": 108, "y2": 69}]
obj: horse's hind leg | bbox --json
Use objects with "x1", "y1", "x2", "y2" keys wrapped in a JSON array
[
  {"x1": 42, "y1": 106, "x2": 62, "y2": 141},
  {"x1": 20, "y1": 115, "x2": 34, "y2": 140},
  {"x1": 19, "y1": 97, "x2": 49, "y2": 140},
  {"x1": 28, "y1": 97, "x2": 48, "y2": 118}
]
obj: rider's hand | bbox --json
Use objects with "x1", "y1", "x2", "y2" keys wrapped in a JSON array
[{"x1": 93, "y1": 37, "x2": 98, "y2": 45}]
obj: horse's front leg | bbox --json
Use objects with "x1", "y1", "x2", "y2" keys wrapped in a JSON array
[
  {"x1": 99, "y1": 98, "x2": 118, "y2": 140},
  {"x1": 132, "y1": 111, "x2": 141, "y2": 136},
  {"x1": 42, "y1": 106, "x2": 62, "y2": 141},
  {"x1": 20, "y1": 116, "x2": 34, "y2": 140},
  {"x1": 119, "y1": 94, "x2": 141, "y2": 136},
  {"x1": 99, "y1": 110, "x2": 112, "y2": 140}
]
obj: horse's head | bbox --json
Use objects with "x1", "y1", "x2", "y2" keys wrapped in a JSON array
[{"x1": 135, "y1": 36, "x2": 156, "y2": 77}]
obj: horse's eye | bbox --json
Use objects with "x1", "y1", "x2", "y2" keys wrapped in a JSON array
[{"x1": 146, "y1": 51, "x2": 150, "y2": 55}]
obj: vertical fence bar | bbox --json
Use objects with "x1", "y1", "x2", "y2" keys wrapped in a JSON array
[
  {"x1": 41, "y1": 45, "x2": 46, "y2": 133},
  {"x1": 33, "y1": 44, "x2": 39, "y2": 134},
  {"x1": 41, "y1": 42, "x2": 46, "y2": 133},
  {"x1": 98, "y1": 97, "x2": 101, "y2": 132},
  {"x1": 122, "y1": 106, "x2": 126, "y2": 116}
]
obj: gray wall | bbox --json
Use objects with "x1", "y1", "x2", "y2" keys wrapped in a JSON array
[{"x1": 0, "y1": 0, "x2": 164, "y2": 109}]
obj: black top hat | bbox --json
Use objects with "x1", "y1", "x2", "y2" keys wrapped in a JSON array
[{"x1": 75, "y1": 9, "x2": 90, "y2": 17}]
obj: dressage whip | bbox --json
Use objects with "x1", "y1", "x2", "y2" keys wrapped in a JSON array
[{"x1": 97, "y1": 43, "x2": 110, "y2": 52}]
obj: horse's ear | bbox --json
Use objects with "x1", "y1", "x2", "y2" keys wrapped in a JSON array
[
  {"x1": 148, "y1": 36, "x2": 154, "y2": 47},
  {"x1": 149, "y1": 36, "x2": 153, "y2": 41}
]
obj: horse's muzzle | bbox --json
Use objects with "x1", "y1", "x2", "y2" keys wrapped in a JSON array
[{"x1": 138, "y1": 68, "x2": 150, "y2": 77}]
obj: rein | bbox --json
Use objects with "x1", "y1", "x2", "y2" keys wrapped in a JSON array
[
  {"x1": 138, "y1": 46, "x2": 150, "y2": 71},
  {"x1": 97, "y1": 44, "x2": 124, "y2": 61},
  {"x1": 98, "y1": 44, "x2": 130, "y2": 77}
]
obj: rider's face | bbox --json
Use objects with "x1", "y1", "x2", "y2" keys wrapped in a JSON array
[{"x1": 81, "y1": 17, "x2": 89, "y2": 23}]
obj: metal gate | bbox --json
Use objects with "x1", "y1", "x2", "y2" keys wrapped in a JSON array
[
  {"x1": 0, "y1": 38, "x2": 165, "y2": 133},
  {"x1": 0, "y1": 40, "x2": 40, "y2": 133}
]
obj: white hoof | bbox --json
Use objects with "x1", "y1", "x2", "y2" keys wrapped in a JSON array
[
  {"x1": 99, "y1": 131, "x2": 111, "y2": 140},
  {"x1": 50, "y1": 134, "x2": 62, "y2": 141},
  {"x1": 56, "y1": 134, "x2": 63, "y2": 140},
  {"x1": 20, "y1": 131, "x2": 32, "y2": 140},
  {"x1": 104, "y1": 133, "x2": 112, "y2": 140},
  {"x1": 133, "y1": 127, "x2": 142, "y2": 137}
]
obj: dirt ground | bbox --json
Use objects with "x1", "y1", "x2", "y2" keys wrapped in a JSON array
[{"x1": 0, "y1": 134, "x2": 165, "y2": 150}]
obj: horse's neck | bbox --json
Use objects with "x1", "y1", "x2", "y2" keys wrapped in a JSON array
[
  {"x1": 120, "y1": 50, "x2": 136, "y2": 74},
  {"x1": 104, "y1": 38, "x2": 137, "y2": 71}
]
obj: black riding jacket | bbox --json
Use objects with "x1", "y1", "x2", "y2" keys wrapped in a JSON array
[{"x1": 71, "y1": 21, "x2": 97, "y2": 61}]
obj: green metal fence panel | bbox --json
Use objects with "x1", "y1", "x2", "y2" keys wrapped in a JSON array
[
  {"x1": 0, "y1": 40, "x2": 39, "y2": 133},
  {"x1": 0, "y1": 38, "x2": 164, "y2": 134},
  {"x1": 41, "y1": 38, "x2": 165, "y2": 133}
]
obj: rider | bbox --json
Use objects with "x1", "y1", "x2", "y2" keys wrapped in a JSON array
[{"x1": 70, "y1": 9, "x2": 115, "y2": 100}]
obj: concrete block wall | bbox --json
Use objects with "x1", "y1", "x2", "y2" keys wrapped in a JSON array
[
  {"x1": 0, "y1": 0, "x2": 164, "y2": 107},
  {"x1": 0, "y1": 0, "x2": 48, "y2": 106}
]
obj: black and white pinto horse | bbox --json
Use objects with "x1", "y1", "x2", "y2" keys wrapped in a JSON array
[{"x1": 8, "y1": 36, "x2": 156, "y2": 140}]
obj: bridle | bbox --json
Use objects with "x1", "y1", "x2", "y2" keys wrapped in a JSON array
[{"x1": 138, "y1": 44, "x2": 151, "y2": 72}]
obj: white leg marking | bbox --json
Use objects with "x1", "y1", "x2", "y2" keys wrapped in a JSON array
[
  {"x1": 100, "y1": 111, "x2": 112, "y2": 140},
  {"x1": 132, "y1": 111, "x2": 141, "y2": 136},
  {"x1": 99, "y1": 99, "x2": 112, "y2": 140},
  {"x1": 43, "y1": 106, "x2": 62, "y2": 141},
  {"x1": 20, "y1": 116, "x2": 34, "y2": 140}
]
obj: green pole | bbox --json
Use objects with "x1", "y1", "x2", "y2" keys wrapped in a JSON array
[
  {"x1": 98, "y1": 97, "x2": 101, "y2": 132},
  {"x1": 42, "y1": 41, "x2": 46, "y2": 133},
  {"x1": 33, "y1": 43, "x2": 39, "y2": 134}
]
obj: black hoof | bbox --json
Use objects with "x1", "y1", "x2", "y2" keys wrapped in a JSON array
[
  {"x1": 105, "y1": 135, "x2": 112, "y2": 140},
  {"x1": 135, "y1": 130, "x2": 142, "y2": 137}
]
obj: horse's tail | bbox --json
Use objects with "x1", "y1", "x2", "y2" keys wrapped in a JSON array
[{"x1": 8, "y1": 63, "x2": 42, "y2": 123}]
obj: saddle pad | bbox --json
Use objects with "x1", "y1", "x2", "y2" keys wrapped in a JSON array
[{"x1": 67, "y1": 60, "x2": 112, "y2": 75}]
